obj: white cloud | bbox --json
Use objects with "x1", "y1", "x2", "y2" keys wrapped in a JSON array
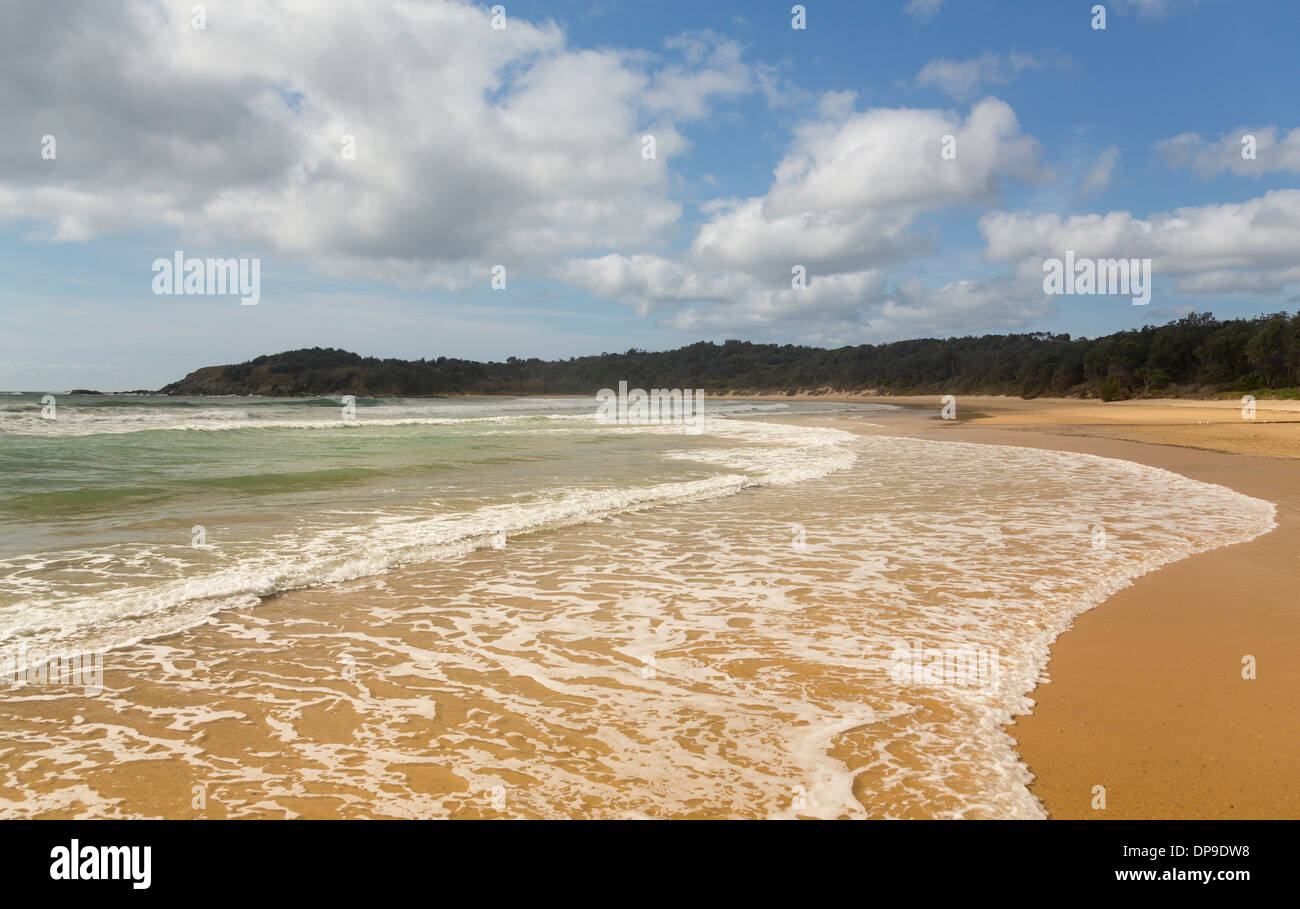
[
  {"x1": 559, "y1": 97, "x2": 1052, "y2": 341},
  {"x1": 663, "y1": 270, "x2": 890, "y2": 334},
  {"x1": 644, "y1": 32, "x2": 754, "y2": 120},
  {"x1": 872, "y1": 275, "x2": 1054, "y2": 337},
  {"x1": 0, "y1": 0, "x2": 755, "y2": 289},
  {"x1": 1156, "y1": 127, "x2": 1300, "y2": 177},
  {"x1": 766, "y1": 98, "x2": 1048, "y2": 216},
  {"x1": 915, "y1": 51, "x2": 1070, "y2": 100},
  {"x1": 551, "y1": 254, "x2": 747, "y2": 317},
  {"x1": 903, "y1": 0, "x2": 946, "y2": 23},
  {"x1": 1080, "y1": 145, "x2": 1120, "y2": 195},
  {"x1": 980, "y1": 189, "x2": 1300, "y2": 295},
  {"x1": 1175, "y1": 267, "x2": 1300, "y2": 295},
  {"x1": 9, "y1": 0, "x2": 1263, "y2": 350}
]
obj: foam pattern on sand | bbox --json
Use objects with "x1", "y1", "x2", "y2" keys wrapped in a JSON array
[{"x1": 0, "y1": 432, "x2": 1274, "y2": 819}]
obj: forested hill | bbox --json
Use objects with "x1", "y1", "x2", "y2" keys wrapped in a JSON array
[{"x1": 157, "y1": 312, "x2": 1300, "y2": 400}]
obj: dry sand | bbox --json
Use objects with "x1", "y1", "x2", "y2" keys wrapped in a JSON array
[{"x1": 851, "y1": 396, "x2": 1300, "y2": 818}]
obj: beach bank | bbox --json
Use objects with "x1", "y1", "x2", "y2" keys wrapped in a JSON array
[{"x1": 850, "y1": 396, "x2": 1300, "y2": 818}]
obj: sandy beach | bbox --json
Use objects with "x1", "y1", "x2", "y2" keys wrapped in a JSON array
[
  {"x1": 1, "y1": 393, "x2": 1296, "y2": 820},
  {"x1": 846, "y1": 395, "x2": 1300, "y2": 819}
]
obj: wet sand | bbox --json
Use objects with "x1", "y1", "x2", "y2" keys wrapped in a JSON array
[
  {"x1": 852, "y1": 396, "x2": 1300, "y2": 818},
  {"x1": 1, "y1": 395, "x2": 1295, "y2": 819}
]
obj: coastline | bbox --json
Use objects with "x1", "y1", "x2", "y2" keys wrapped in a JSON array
[
  {"x1": 3, "y1": 393, "x2": 1296, "y2": 818},
  {"x1": 840, "y1": 396, "x2": 1300, "y2": 819}
]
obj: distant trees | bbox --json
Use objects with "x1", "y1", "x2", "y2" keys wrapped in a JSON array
[{"x1": 158, "y1": 313, "x2": 1300, "y2": 399}]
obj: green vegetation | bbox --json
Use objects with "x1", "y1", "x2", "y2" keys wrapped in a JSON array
[{"x1": 158, "y1": 312, "x2": 1300, "y2": 400}]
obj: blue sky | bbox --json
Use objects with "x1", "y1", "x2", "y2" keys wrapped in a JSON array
[{"x1": 2, "y1": 0, "x2": 1298, "y2": 390}]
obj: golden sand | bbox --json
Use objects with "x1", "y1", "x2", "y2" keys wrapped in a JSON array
[
  {"x1": 852, "y1": 396, "x2": 1300, "y2": 818},
  {"x1": 1, "y1": 395, "x2": 1295, "y2": 819}
]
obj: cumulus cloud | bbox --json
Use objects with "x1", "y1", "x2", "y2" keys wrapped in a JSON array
[
  {"x1": 766, "y1": 98, "x2": 1049, "y2": 215},
  {"x1": 559, "y1": 97, "x2": 1052, "y2": 340},
  {"x1": 3, "y1": 0, "x2": 1063, "y2": 343},
  {"x1": 0, "y1": 0, "x2": 755, "y2": 288},
  {"x1": 871, "y1": 275, "x2": 1054, "y2": 337},
  {"x1": 662, "y1": 270, "x2": 891, "y2": 334},
  {"x1": 551, "y1": 254, "x2": 747, "y2": 318},
  {"x1": 1156, "y1": 127, "x2": 1300, "y2": 177},
  {"x1": 980, "y1": 189, "x2": 1300, "y2": 295},
  {"x1": 8, "y1": 0, "x2": 1262, "y2": 348},
  {"x1": 1175, "y1": 267, "x2": 1300, "y2": 295},
  {"x1": 915, "y1": 51, "x2": 1070, "y2": 101}
]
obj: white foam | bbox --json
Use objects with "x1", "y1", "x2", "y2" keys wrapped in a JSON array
[
  {"x1": 0, "y1": 421, "x2": 1276, "y2": 821},
  {"x1": 0, "y1": 416, "x2": 858, "y2": 668}
]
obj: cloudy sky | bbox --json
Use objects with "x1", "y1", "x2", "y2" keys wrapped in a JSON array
[{"x1": 2, "y1": 0, "x2": 1298, "y2": 390}]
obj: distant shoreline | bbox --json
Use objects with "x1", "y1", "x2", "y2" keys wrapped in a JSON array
[
  {"x1": 117, "y1": 315, "x2": 1300, "y2": 401},
  {"x1": 20, "y1": 388, "x2": 1300, "y2": 404}
]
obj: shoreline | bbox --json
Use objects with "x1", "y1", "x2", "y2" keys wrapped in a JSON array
[
  {"x1": 845, "y1": 396, "x2": 1299, "y2": 818},
  {"x1": 3, "y1": 395, "x2": 1295, "y2": 818}
]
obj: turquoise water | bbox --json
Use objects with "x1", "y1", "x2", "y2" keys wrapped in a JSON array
[{"x1": 0, "y1": 393, "x2": 883, "y2": 661}]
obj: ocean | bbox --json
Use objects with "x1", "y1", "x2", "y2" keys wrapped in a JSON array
[{"x1": 0, "y1": 394, "x2": 1276, "y2": 818}]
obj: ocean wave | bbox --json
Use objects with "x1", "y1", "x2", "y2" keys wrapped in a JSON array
[
  {"x1": 0, "y1": 418, "x2": 856, "y2": 668},
  {"x1": 0, "y1": 425, "x2": 1278, "y2": 820}
]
